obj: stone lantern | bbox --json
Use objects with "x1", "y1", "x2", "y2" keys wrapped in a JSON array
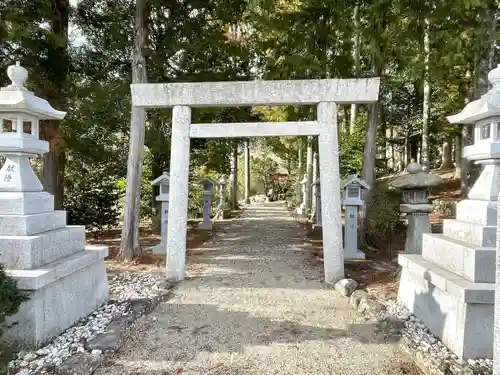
[
  {"x1": 297, "y1": 174, "x2": 308, "y2": 215},
  {"x1": 151, "y1": 172, "x2": 170, "y2": 254},
  {"x1": 390, "y1": 162, "x2": 441, "y2": 254},
  {"x1": 341, "y1": 174, "x2": 369, "y2": 259},
  {"x1": 217, "y1": 174, "x2": 231, "y2": 219},
  {"x1": 0, "y1": 62, "x2": 109, "y2": 347},
  {"x1": 397, "y1": 65, "x2": 500, "y2": 361},
  {"x1": 198, "y1": 178, "x2": 217, "y2": 230}
]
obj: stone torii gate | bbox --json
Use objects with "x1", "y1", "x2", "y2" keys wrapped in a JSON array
[{"x1": 131, "y1": 78, "x2": 380, "y2": 283}]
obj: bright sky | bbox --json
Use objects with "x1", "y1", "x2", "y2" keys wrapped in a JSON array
[{"x1": 68, "y1": 0, "x2": 86, "y2": 46}]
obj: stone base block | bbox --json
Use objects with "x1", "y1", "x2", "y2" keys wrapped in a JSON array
[
  {"x1": 398, "y1": 254, "x2": 493, "y2": 360},
  {"x1": 312, "y1": 224, "x2": 322, "y2": 235},
  {"x1": 221, "y1": 208, "x2": 231, "y2": 219},
  {"x1": 443, "y1": 219, "x2": 496, "y2": 247},
  {"x1": 0, "y1": 210, "x2": 67, "y2": 236},
  {"x1": 3, "y1": 247, "x2": 109, "y2": 348},
  {"x1": 197, "y1": 221, "x2": 213, "y2": 231},
  {"x1": 456, "y1": 200, "x2": 497, "y2": 226},
  {"x1": 422, "y1": 233, "x2": 495, "y2": 283},
  {"x1": 152, "y1": 242, "x2": 166, "y2": 254},
  {"x1": 0, "y1": 191, "x2": 54, "y2": 215},
  {"x1": 343, "y1": 249, "x2": 365, "y2": 260},
  {"x1": 0, "y1": 225, "x2": 86, "y2": 270}
]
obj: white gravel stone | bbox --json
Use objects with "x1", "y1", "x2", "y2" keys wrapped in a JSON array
[
  {"x1": 9, "y1": 269, "x2": 168, "y2": 374},
  {"x1": 383, "y1": 299, "x2": 492, "y2": 374}
]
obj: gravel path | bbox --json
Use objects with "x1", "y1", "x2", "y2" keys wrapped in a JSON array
[{"x1": 96, "y1": 202, "x2": 419, "y2": 375}]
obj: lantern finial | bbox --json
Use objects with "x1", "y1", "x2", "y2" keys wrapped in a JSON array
[
  {"x1": 6, "y1": 62, "x2": 28, "y2": 89},
  {"x1": 488, "y1": 64, "x2": 500, "y2": 88}
]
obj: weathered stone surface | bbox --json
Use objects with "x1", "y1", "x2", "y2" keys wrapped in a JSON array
[
  {"x1": 54, "y1": 353, "x2": 104, "y2": 375},
  {"x1": 334, "y1": 278, "x2": 358, "y2": 297},
  {"x1": 391, "y1": 162, "x2": 442, "y2": 189},
  {"x1": 131, "y1": 78, "x2": 381, "y2": 108}
]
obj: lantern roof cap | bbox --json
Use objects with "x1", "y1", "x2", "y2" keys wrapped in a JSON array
[
  {"x1": 200, "y1": 178, "x2": 218, "y2": 185},
  {"x1": 341, "y1": 174, "x2": 369, "y2": 190},
  {"x1": 0, "y1": 62, "x2": 66, "y2": 120},
  {"x1": 390, "y1": 162, "x2": 442, "y2": 189},
  {"x1": 447, "y1": 64, "x2": 500, "y2": 124},
  {"x1": 151, "y1": 171, "x2": 170, "y2": 186}
]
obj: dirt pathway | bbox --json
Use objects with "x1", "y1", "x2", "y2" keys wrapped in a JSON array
[{"x1": 96, "y1": 202, "x2": 418, "y2": 375}]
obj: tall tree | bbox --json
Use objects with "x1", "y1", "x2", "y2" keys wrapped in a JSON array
[
  {"x1": 118, "y1": 0, "x2": 150, "y2": 262},
  {"x1": 40, "y1": 0, "x2": 70, "y2": 210}
]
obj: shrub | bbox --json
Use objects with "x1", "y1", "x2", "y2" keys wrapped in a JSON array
[
  {"x1": 65, "y1": 177, "x2": 121, "y2": 234},
  {"x1": 365, "y1": 184, "x2": 406, "y2": 258},
  {"x1": 0, "y1": 264, "x2": 28, "y2": 336}
]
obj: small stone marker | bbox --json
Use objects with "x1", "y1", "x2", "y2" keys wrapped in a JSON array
[
  {"x1": 311, "y1": 178, "x2": 322, "y2": 234},
  {"x1": 217, "y1": 174, "x2": 231, "y2": 219},
  {"x1": 296, "y1": 174, "x2": 308, "y2": 215},
  {"x1": 341, "y1": 175, "x2": 369, "y2": 260},
  {"x1": 390, "y1": 162, "x2": 441, "y2": 254},
  {"x1": 198, "y1": 178, "x2": 216, "y2": 230},
  {"x1": 151, "y1": 172, "x2": 170, "y2": 254}
]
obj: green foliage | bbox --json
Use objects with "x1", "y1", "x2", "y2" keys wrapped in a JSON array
[
  {"x1": 65, "y1": 176, "x2": 121, "y2": 233},
  {"x1": 339, "y1": 128, "x2": 365, "y2": 177},
  {"x1": 365, "y1": 184, "x2": 406, "y2": 258},
  {"x1": 0, "y1": 264, "x2": 29, "y2": 336}
]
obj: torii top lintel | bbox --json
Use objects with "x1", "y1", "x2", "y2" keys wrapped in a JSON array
[{"x1": 131, "y1": 78, "x2": 381, "y2": 108}]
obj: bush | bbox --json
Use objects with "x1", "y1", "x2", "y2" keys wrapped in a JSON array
[
  {"x1": 365, "y1": 184, "x2": 406, "y2": 258},
  {"x1": 65, "y1": 177, "x2": 121, "y2": 234},
  {"x1": 0, "y1": 264, "x2": 28, "y2": 336}
]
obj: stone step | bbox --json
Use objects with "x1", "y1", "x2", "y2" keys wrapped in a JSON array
[
  {"x1": 0, "y1": 191, "x2": 54, "y2": 215},
  {"x1": 422, "y1": 233, "x2": 495, "y2": 283},
  {"x1": 398, "y1": 253, "x2": 494, "y2": 359},
  {"x1": 442, "y1": 219, "x2": 496, "y2": 247},
  {"x1": 398, "y1": 253, "x2": 494, "y2": 304},
  {"x1": 8, "y1": 245, "x2": 108, "y2": 290},
  {"x1": 0, "y1": 226, "x2": 86, "y2": 270},
  {"x1": 456, "y1": 199, "x2": 497, "y2": 226},
  {"x1": 0, "y1": 211, "x2": 67, "y2": 236},
  {"x1": 4, "y1": 246, "x2": 109, "y2": 348}
]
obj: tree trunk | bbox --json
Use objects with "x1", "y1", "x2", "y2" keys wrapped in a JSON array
[
  {"x1": 454, "y1": 135, "x2": 462, "y2": 177},
  {"x1": 118, "y1": 0, "x2": 149, "y2": 262},
  {"x1": 460, "y1": 125, "x2": 469, "y2": 197},
  {"x1": 350, "y1": 4, "x2": 361, "y2": 134},
  {"x1": 439, "y1": 138, "x2": 454, "y2": 169},
  {"x1": 41, "y1": 0, "x2": 69, "y2": 210},
  {"x1": 362, "y1": 58, "x2": 382, "y2": 207},
  {"x1": 421, "y1": 18, "x2": 430, "y2": 171}
]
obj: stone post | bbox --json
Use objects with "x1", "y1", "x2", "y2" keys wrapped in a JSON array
[
  {"x1": 295, "y1": 142, "x2": 303, "y2": 205},
  {"x1": 317, "y1": 101, "x2": 344, "y2": 283},
  {"x1": 312, "y1": 179, "x2": 322, "y2": 234},
  {"x1": 495, "y1": 193, "x2": 500, "y2": 375},
  {"x1": 198, "y1": 179, "x2": 215, "y2": 230},
  {"x1": 390, "y1": 162, "x2": 442, "y2": 254},
  {"x1": 166, "y1": 105, "x2": 191, "y2": 281},
  {"x1": 312, "y1": 151, "x2": 318, "y2": 213},
  {"x1": 229, "y1": 145, "x2": 238, "y2": 209},
  {"x1": 151, "y1": 172, "x2": 171, "y2": 254},
  {"x1": 244, "y1": 140, "x2": 250, "y2": 204},
  {"x1": 305, "y1": 136, "x2": 314, "y2": 214}
]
